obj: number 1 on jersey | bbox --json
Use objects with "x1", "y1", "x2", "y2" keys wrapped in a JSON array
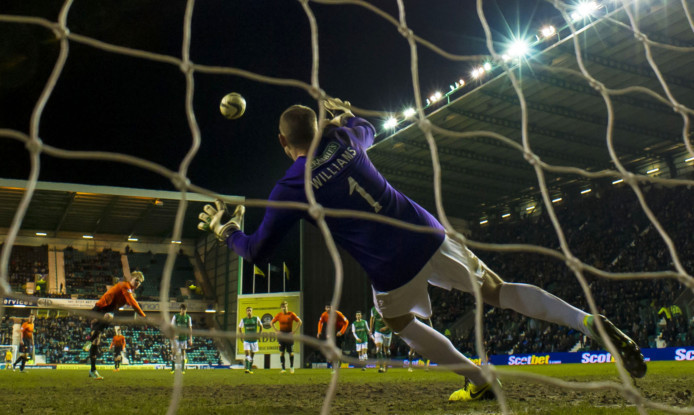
[{"x1": 348, "y1": 177, "x2": 382, "y2": 213}]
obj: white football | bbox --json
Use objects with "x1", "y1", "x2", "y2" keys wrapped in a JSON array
[{"x1": 219, "y1": 92, "x2": 246, "y2": 119}]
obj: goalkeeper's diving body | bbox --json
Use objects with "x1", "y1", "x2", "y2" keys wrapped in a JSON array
[{"x1": 198, "y1": 100, "x2": 647, "y2": 401}]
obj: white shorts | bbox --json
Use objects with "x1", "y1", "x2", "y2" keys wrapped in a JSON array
[
  {"x1": 355, "y1": 342, "x2": 368, "y2": 352},
  {"x1": 172, "y1": 340, "x2": 188, "y2": 352},
  {"x1": 374, "y1": 331, "x2": 392, "y2": 347},
  {"x1": 243, "y1": 341, "x2": 259, "y2": 353},
  {"x1": 372, "y1": 236, "x2": 486, "y2": 320}
]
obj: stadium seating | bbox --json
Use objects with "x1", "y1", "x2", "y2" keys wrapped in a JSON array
[
  {"x1": 63, "y1": 247, "x2": 123, "y2": 296},
  {"x1": 431, "y1": 185, "x2": 693, "y2": 357},
  {"x1": 21, "y1": 315, "x2": 221, "y2": 366},
  {"x1": 3, "y1": 244, "x2": 48, "y2": 292}
]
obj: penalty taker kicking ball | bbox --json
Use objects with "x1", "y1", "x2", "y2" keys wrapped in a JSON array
[{"x1": 219, "y1": 92, "x2": 246, "y2": 119}]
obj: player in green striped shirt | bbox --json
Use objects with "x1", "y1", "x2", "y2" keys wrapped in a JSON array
[
  {"x1": 238, "y1": 306, "x2": 262, "y2": 373},
  {"x1": 370, "y1": 306, "x2": 392, "y2": 373},
  {"x1": 352, "y1": 311, "x2": 372, "y2": 370},
  {"x1": 170, "y1": 304, "x2": 193, "y2": 374}
]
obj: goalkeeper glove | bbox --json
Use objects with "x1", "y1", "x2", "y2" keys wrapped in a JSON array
[
  {"x1": 197, "y1": 200, "x2": 245, "y2": 242},
  {"x1": 323, "y1": 97, "x2": 354, "y2": 126}
]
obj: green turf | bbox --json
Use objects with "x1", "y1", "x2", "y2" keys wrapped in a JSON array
[{"x1": 1, "y1": 361, "x2": 692, "y2": 414}]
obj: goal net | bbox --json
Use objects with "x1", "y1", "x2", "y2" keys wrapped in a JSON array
[{"x1": 1, "y1": 0, "x2": 694, "y2": 414}]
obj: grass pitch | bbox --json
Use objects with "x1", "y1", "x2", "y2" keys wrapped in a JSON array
[{"x1": 1, "y1": 361, "x2": 692, "y2": 414}]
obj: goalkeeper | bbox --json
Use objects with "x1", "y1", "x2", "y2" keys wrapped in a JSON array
[{"x1": 198, "y1": 99, "x2": 646, "y2": 401}]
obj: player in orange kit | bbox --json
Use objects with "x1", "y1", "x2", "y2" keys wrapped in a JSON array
[
  {"x1": 109, "y1": 327, "x2": 126, "y2": 371},
  {"x1": 317, "y1": 305, "x2": 348, "y2": 371},
  {"x1": 271, "y1": 301, "x2": 302, "y2": 373},
  {"x1": 13, "y1": 315, "x2": 35, "y2": 372},
  {"x1": 83, "y1": 271, "x2": 146, "y2": 380}
]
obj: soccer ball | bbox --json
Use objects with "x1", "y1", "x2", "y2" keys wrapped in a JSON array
[{"x1": 219, "y1": 92, "x2": 246, "y2": 119}]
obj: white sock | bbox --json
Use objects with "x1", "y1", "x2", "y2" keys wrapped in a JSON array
[
  {"x1": 499, "y1": 283, "x2": 589, "y2": 335},
  {"x1": 397, "y1": 318, "x2": 486, "y2": 385}
]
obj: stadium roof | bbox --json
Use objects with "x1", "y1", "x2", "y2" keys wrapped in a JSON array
[
  {"x1": 368, "y1": 0, "x2": 694, "y2": 222},
  {"x1": 0, "y1": 179, "x2": 243, "y2": 242}
]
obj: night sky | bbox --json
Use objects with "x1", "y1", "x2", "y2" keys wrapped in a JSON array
[
  {"x1": 0, "y1": 0, "x2": 559, "y2": 196},
  {"x1": 1, "y1": 1, "x2": 557, "y2": 279}
]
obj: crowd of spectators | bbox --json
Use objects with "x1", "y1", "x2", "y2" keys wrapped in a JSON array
[
  {"x1": 429, "y1": 184, "x2": 693, "y2": 357},
  {"x1": 63, "y1": 247, "x2": 123, "y2": 296},
  {"x1": 3, "y1": 244, "x2": 48, "y2": 292},
  {"x1": 0, "y1": 314, "x2": 221, "y2": 366}
]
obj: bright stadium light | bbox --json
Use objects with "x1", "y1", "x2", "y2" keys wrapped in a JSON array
[
  {"x1": 471, "y1": 68, "x2": 481, "y2": 79},
  {"x1": 506, "y1": 39, "x2": 529, "y2": 58},
  {"x1": 572, "y1": 1, "x2": 599, "y2": 21},
  {"x1": 479, "y1": 219, "x2": 489, "y2": 225},
  {"x1": 551, "y1": 197, "x2": 563, "y2": 203},
  {"x1": 171, "y1": 240, "x2": 182, "y2": 244},
  {"x1": 526, "y1": 205, "x2": 535, "y2": 211},
  {"x1": 686, "y1": 156, "x2": 694, "y2": 162},
  {"x1": 128, "y1": 237, "x2": 138, "y2": 242},
  {"x1": 646, "y1": 167, "x2": 659, "y2": 174},
  {"x1": 82, "y1": 235, "x2": 93, "y2": 239},
  {"x1": 384, "y1": 117, "x2": 398, "y2": 129},
  {"x1": 612, "y1": 178, "x2": 624, "y2": 185},
  {"x1": 539, "y1": 25, "x2": 556, "y2": 38},
  {"x1": 459, "y1": 79, "x2": 465, "y2": 87},
  {"x1": 35, "y1": 232, "x2": 47, "y2": 237},
  {"x1": 502, "y1": 213, "x2": 511, "y2": 218},
  {"x1": 483, "y1": 62, "x2": 492, "y2": 71},
  {"x1": 581, "y1": 188, "x2": 592, "y2": 194},
  {"x1": 403, "y1": 108, "x2": 416, "y2": 118}
]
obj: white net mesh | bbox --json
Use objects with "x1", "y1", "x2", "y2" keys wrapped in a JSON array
[{"x1": 1, "y1": 0, "x2": 694, "y2": 414}]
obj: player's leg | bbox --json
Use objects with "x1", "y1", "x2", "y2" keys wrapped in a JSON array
[
  {"x1": 89, "y1": 335, "x2": 103, "y2": 380},
  {"x1": 479, "y1": 265, "x2": 646, "y2": 377},
  {"x1": 170, "y1": 342, "x2": 177, "y2": 373},
  {"x1": 287, "y1": 342, "x2": 295, "y2": 373},
  {"x1": 248, "y1": 344, "x2": 256, "y2": 374},
  {"x1": 279, "y1": 342, "x2": 286, "y2": 372},
  {"x1": 373, "y1": 335, "x2": 383, "y2": 372},
  {"x1": 181, "y1": 347, "x2": 187, "y2": 374},
  {"x1": 382, "y1": 333, "x2": 392, "y2": 372}
]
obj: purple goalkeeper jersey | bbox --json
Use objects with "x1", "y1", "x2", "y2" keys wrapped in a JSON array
[{"x1": 228, "y1": 116, "x2": 445, "y2": 292}]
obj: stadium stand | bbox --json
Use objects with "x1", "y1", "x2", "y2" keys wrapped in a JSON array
[
  {"x1": 3, "y1": 244, "x2": 48, "y2": 292},
  {"x1": 430, "y1": 185, "x2": 693, "y2": 357},
  {"x1": 126, "y1": 252, "x2": 195, "y2": 300},
  {"x1": 63, "y1": 247, "x2": 123, "y2": 296},
  {"x1": 14, "y1": 315, "x2": 222, "y2": 366}
]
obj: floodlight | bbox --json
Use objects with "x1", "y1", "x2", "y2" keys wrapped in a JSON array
[
  {"x1": 471, "y1": 69, "x2": 481, "y2": 79},
  {"x1": 171, "y1": 240, "x2": 181, "y2": 244},
  {"x1": 36, "y1": 232, "x2": 47, "y2": 237},
  {"x1": 506, "y1": 40, "x2": 529, "y2": 58},
  {"x1": 403, "y1": 108, "x2": 416, "y2": 118},
  {"x1": 646, "y1": 167, "x2": 659, "y2": 174},
  {"x1": 540, "y1": 25, "x2": 556, "y2": 38},
  {"x1": 502, "y1": 213, "x2": 511, "y2": 218},
  {"x1": 483, "y1": 62, "x2": 492, "y2": 71},
  {"x1": 526, "y1": 205, "x2": 535, "y2": 211},
  {"x1": 479, "y1": 219, "x2": 489, "y2": 225},
  {"x1": 612, "y1": 179, "x2": 624, "y2": 184},
  {"x1": 459, "y1": 79, "x2": 465, "y2": 86},
  {"x1": 573, "y1": 1, "x2": 599, "y2": 20},
  {"x1": 581, "y1": 188, "x2": 592, "y2": 194},
  {"x1": 82, "y1": 235, "x2": 93, "y2": 239},
  {"x1": 434, "y1": 91, "x2": 442, "y2": 100},
  {"x1": 384, "y1": 117, "x2": 398, "y2": 129},
  {"x1": 685, "y1": 156, "x2": 694, "y2": 162},
  {"x1": 551, "y1": 197, "x2": 563, "y2": 203},
  {"x1": 128, "y1": 237, "x2": 138, "y2": 242}
]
